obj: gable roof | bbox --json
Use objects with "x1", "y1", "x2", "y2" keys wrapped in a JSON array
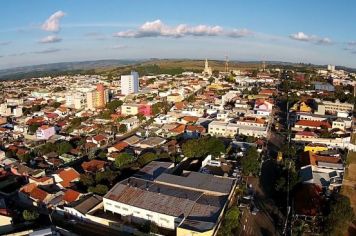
[
  {"x1": 58, "y1": 168, "x2": 80, "y2": 188},
  {"x1": 81, "y1": 160, "x2": 106, "y2": 172},
  {"x1": 63, "y1": 189, "x2": 81, "y2": 203}
]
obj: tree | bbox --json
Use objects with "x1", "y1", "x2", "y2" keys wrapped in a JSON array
[
  {"x1": 18, "y1": 152, "x2": 32, "y2": 163},
  {"x1": 97, "y1": 150, "x2": 107, "y2": 160},
  {"x1": 51, "y1": 102, "x2": 62, "y2": 108},
  {"x1": 57, "y1": 141, "x2": 73, "y2": 155},
  {"x1": 23, "y1": 210, "x2": 39, "y2": 221},
  {"x1": 118, "y1": 124, "x2": 127, "y2": 134},
  {"x1": 182, "y1": 137, "x2": 225, "y2": 159},
  {"x1": 218, "y1": 206, "x2": 240, "y2": 236},
  {"x1": 275, "y1": 160, "x2": 300, "y2": 193},
  {"x1": 325, "y1": 195, "x2": 354, "y2": 236},
  {"x1": 106, "y1": 100, "x2": 123, "y2": 113},
  {"x1": 137, "y1": 114, "x2": 145, "y2": 122},
  {"x1": 28, "y1": 124, "x2": 40, "y2": 134},
  {"x1": 80, "y1": 173, "x2": 95, "y2": 187},
  {"x1": 88, "y1": 184, "x2": 109, "y2": 195},
  {"x1": 138, "y1": 152, "x2": 157, "y2": 166},
  {"x1": 95, "y1": 170, "x2": 117, "y2": 185},
  {"x1": 114, "y1": 153, "x2": 134, "y2": 168},
  {"x1": 241, "y1": 146, "x2": 260, "y2": 176}
]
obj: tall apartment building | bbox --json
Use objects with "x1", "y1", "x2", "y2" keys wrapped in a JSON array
[
  {"x1": 121, "y1": 71, "x2": 139, "y2": 95},
  {"x1": 86, "y1": 83, "x2": 109, "y2": 110}
]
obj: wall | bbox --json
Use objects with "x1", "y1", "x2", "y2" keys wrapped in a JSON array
[{"x1": 103, "y1": 198, "x2": 178, "y2": 230}]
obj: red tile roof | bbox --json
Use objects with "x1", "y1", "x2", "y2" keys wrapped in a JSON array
[
  {"x1": 81, "y1": 160, "x2": 106, "y2": 172},
  {"x1": 183, "y1": 116, "x2": 199, "y2": 123},
  {"x1": 170, "y1": 124, "x2": 186, "y2": 134},
  {"x1": 112, "y1": 142, "x2": 129, "y2": 152},
  {"x1": 58, "y1": 168, "x2": 80, "y2": 188},
  {"x1": 295, "y1": 131, "x2": 318, "y2": 137},
  {"x1": 296, "y1": 120, "x2": 331, "y2": 128},
  {"x1": 63, "y1": 189, "x2": 80, "y2": 203},
  {"x1": 29, "y1": 187, "x2": 48, "y2": 202}
]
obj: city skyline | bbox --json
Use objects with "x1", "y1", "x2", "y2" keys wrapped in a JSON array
[{"x1": 1, "y1": 0, "x2": 356, "y2": 69}]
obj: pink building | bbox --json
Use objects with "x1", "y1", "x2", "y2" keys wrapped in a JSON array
[
  {"x1": 139, "y1": 104, "x2": 152, "y2": 116},
  {"x1": 36, "y1": 125, "x2": 55, "y2": 140}
]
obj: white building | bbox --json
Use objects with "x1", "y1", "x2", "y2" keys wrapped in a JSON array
[{"x1": 121, "y1": 71, "x2": 139, "y2": 95}]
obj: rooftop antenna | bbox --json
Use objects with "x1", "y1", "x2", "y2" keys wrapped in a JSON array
[{"x1": 225, "y1": 55, "x2": 229, "y2": 73}]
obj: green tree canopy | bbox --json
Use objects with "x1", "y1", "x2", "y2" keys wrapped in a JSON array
[
  {"x1": 182, "y1": 136, "x2": 225, "y2": 159},
  {"x1": 57, "y1": 141, "x2": 73, "y2": 155},
  {"x1": 106, "y1": 100, "x2": 123, "y2": 113},
  {"x1": 218, "y1": 206, "x2": 240, "y2": 236},
  {"x1": 138, "y1": 152, "x2": 157, "y2": 166},
  {"x1": 114, "y1": 152, "x2": 135, "y2": 168},
  {"x1": 241, "y1": 146, "x2": 260, "y2": 176},
  {"x1": 23, "y1": 210, "x2": 39, "y2": 221},
  {"x1": 88, "y1": 184, "x2": 109, "y2": 195},
  {"x1": 80, "y1": 173, "x2": 95, "y2": 187},
  {"x1": 95, "y1": 170, "x2": 118, "y2": 185},
  {"x1": 118, "y1": 124, "x2": 127, "y2": 134},
  {"x1": 325, "y1": 195, "x2": 354, "y2": 236}
]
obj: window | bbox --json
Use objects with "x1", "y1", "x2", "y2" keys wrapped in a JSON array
[
  {"x1": 160, "y1": 218, "x2": 169, "y2": 223},
  {"x1": 115, "y1": 205, "x2": 120, "y2": 209},
  {"x1": 122, "y1": 207, "x2": 128, "y2": 211}
]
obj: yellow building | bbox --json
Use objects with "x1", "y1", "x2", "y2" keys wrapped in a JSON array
[
  {"x1": 304, "y1": 144, "x2": 328, "y2": 153},
  {"x1": 177, "y1": 227, "x2": 214, "y2": 236},
  {"x1": 290, "y1": 101, "x2": 312, "y2": 112},
  {"x1": 299, "y1": 102, "x2": 312, "y2": 112}
]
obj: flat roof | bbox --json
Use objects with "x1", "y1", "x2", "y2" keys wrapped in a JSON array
[
  {"x1": 155, "y1": 172, "x2": 235, "y2": 195},
  {"x1": 134, "y1": 161, "x2": 174, "y2": 181},
  {"x1": 104, "y1": 177, "x2": 228, "y2": 231}
]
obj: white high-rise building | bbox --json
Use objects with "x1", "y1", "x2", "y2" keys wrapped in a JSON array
[
  {"x1": 121, "y1": 71, "x2": 139, "y2": 95},
  {"x1": 327, "y1": 64, "x2": 335, "y2": 72}
]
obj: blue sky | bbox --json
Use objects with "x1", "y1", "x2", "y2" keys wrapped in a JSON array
[{"x1": 1, "y1": 0, "x2": 356, "y2": 69}]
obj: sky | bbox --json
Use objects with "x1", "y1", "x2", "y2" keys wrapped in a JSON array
[{"x1": 1, "y1": 0, "x2": 356, "y2": 69}]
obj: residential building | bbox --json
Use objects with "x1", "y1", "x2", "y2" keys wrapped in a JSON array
[
  {"x1": 121, "y1": 71, "x2": 139, "y2": 95},
  {"x1": 36, "y1": 125, "x2": 56, "y2": 140}
]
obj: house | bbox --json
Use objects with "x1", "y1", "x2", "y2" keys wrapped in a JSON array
[
  {"x1": 11, "y1": 163, "x2": 45, "y2": 178},
  {"x1": 167, "y1": 93, "x2": 184, "y2": 103},
  {"x1": 332, "y1": 118, "x2": 346, "y2": 131},
  {"x1": 81, "y1": 160, "x2": 107, "y2": 173},
  {"x1": 293, "y1": 120, "x2": 331, "y2": 131},
  {"x1": 36, "y1": 125, "x2": 56, "y2": 140},
  {"x1": 304, "y1": 143, "x2": 329, "y2": 154},
  {"x1": 63, "y1": 189, "x2": 81, "y2": 204},
  {"x1": 53, "y1": 168, "x2": 80, "y2": 188},
  {"x1": 87, "y1": 134, "x2": 109, "y2": 147},
  {"x1": 121, "y1": 104, "x2": 140, "y2": 116},
  {"x1": 295, "y1": 131, "x2": 318, "y2": 140},
  {"x1": 253, "y1": 100, "x2": 273, "y2": 117},
  {"x1": 19, "y1": 183, "x2": 53, "y2": 207},
  {"x1": 62, "y1": 194, "x2": 102, "y2": 219},
  {"x1": 108, "y1": 141, "x2": 129, "y2": 153},
  {"x1": 136, "y1": 137, "x2": 166, "y2": 149}
]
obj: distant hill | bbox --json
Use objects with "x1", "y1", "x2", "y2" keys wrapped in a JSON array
[
  {"x1": 0, "y1": 60, "x2": 140, "y2": 80},
  {"x1": 0, "y1": 59, "x2": 355, "y2": 80}
]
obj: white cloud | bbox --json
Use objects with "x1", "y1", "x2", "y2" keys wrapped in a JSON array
[
  {"x1": 111, "y1": 44, "x2": 127, "y2": 49},
  {"x1": 227, "y1": 28, "x2": 253, "y2": 38},
  {"x1": 114, "y1": 19, "x2": 252, "y2": 38},
  {"x1": 39, "y1": 35, "x2": 62, "y2": 43},
  {"x1": 41, "y1": 11, "x2": 66, "y2": 32},
  {"x1": 347, "y1": 41, "x2": 356, "y2": 46},
  {"x1": 290, "y1": 32, "x2": 332, "y2": 45},
  {"x1": 290, "y1": 32, "x2": 313, "y2": 41}
]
